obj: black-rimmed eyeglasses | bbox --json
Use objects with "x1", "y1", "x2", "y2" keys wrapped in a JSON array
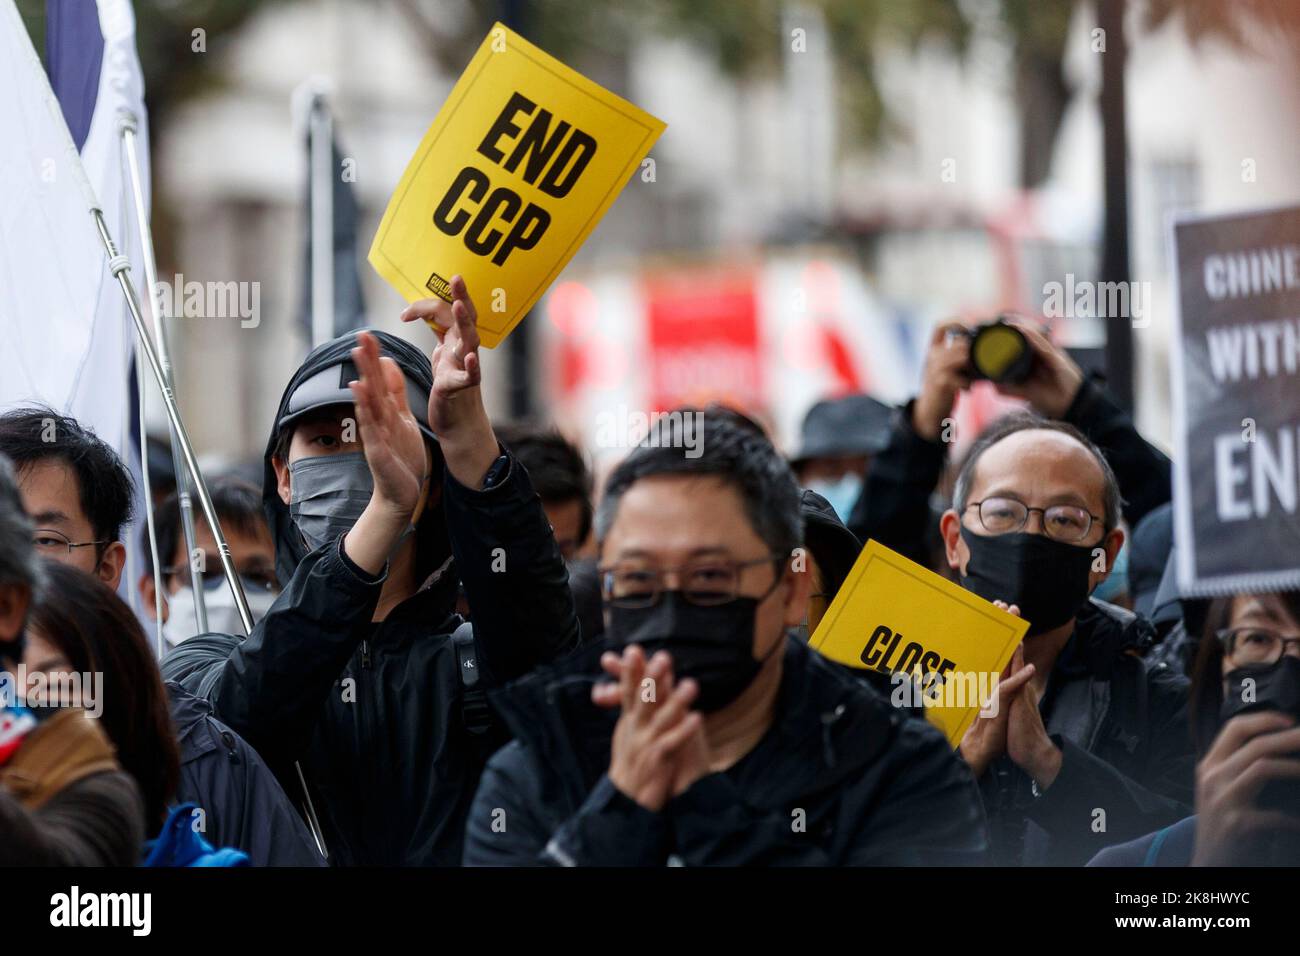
[
  {"x1": 1218, "y1": 627, "x2": 1300, "y2": 668},
  {"x1": 599, "y1": 553, "x2": 785, "y2": 608},
  {"x1": 964, "y1": 497, "x2": 1103, "y2": 544}
]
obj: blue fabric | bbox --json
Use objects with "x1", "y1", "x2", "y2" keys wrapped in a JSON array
[
  {"x1": 1143, "y1": 824, "x2": 1173, "y2": 865},
  {"x1": 142, "y1": 803, "x2": 251, "y2": 868},
  {"x1": 45, "y1": 0, "x2": 104, "y2": 153},
  {"x1": 1087, "y1": 815, "x2": 1197, "y2": 867}
]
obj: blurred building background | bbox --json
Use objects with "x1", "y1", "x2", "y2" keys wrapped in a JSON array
[{"x1": 94, "y1": 0, "x2": 1300, "y2": 470}]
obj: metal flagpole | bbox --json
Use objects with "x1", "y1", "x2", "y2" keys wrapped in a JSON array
[
  {"x1": 118, "y1": 110, "x2": 209, "y2": 635},
  {"x1": 91, "y1": 208, "x2": 330, "y2": 860},
  {"x1": 92, "y1": 210, "x2": 254, "y2": 633},
  {"x1": 308, "y1": 91, "x2": 334, "y2": 348},
  {"x1": 136, "y1": 352, "x2": 167, "y2": 657}
]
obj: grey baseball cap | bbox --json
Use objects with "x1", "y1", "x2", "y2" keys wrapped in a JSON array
[{"x1": 277, "y1": 357, "x2": 436, "y2": 441}]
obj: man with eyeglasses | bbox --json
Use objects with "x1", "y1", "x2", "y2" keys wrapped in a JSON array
[
  {"x1": 464, "y1": 408, "x2": 990, "y2": 866},
  {"x1": 138, "y1": 476, "x2": 281, "y2": 647},
  {"x1": 942, "y1": 411, "x2": 1194, "y2": 865},
  {"x1": 0, "y1": 407, "x2": 133, "y2": 591}
]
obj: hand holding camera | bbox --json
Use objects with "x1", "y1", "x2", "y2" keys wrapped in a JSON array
[{"x1": 913, "y1": 316, "x2": 1086, "y2": 442}]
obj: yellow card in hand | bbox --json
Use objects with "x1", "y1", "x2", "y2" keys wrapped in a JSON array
[{"x1": 810, "y1": 539, "x2": 1029, "y2": 746}]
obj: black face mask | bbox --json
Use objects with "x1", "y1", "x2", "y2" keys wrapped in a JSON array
[
  {"x1": 1221, "y1": 656, "x2": 1300, "y2": 819},
  {"x1": 958, "y1": 527, "x2": 1097, "y2": 636},
  {"x1": 605, "y1": 590, "x2": 781, "y2": 713},
  {"x1": 1221, "y1": 655, "x2": 1300, "y2": 723}
]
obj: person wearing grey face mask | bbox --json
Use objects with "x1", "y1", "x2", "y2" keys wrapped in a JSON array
[
  {"x1": 159, "y1": 277, "x2": 580, "y2": 867},
  {"x1": 287, "y1": 452, "x2": 418, "y2": 558},
  {"x1": 288, "y1": 452, "x2": 376, "y2": 553}
]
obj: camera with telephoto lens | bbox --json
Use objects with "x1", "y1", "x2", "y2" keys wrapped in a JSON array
[
  {"x1": 964, "y1": 317, "x2": 1035, "y2": 385},
  {"x1": 1221, "y1": 657, "x2": 1300, "y2": 816}
]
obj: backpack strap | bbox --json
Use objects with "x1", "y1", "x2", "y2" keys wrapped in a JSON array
[{"x1": 451, "y1": 622, "x2": 493, "y2": 737}]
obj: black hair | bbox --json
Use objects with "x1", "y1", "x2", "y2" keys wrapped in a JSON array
[
  {"x1": 0, "y1": 453, "x2": 43, "y2": 608},
  {"x1": 0, "y1": 406, "x2": 135, "y2": 546},
  {"x1": 1189, "y1": 590, "x2": 1300, "y2": 758},
  {"x1": 497, "y1": 423, "x2": 593, "y2": 544},
  {"x1": 952, "y1": 411, "x2": 1122, "y2": 532},
  {"x1": 140, "y1": 475, "x2": 267, "y2": 580},
  {"x1": 595, "y1": 405, "x2": 803, "y2": 560},
  {"x1": 28, "y1": 560, "x2": 181, "y2": 835}
]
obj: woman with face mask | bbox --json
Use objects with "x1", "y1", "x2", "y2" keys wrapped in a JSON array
[{"x1": 1089, "y1": 590, "x2": 1300, "y2": 866}]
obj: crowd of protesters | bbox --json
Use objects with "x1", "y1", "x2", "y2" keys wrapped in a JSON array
[{"x1": 1, "y1": 277, "x2": 1297, "y2": 868}]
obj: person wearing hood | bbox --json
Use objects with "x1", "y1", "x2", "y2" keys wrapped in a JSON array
[
  {"x1": 797, "y1": 488, "x2": 922, "y2": 713},
  {"x1": 944, "y1": 412, "x2": 1194, "y2": 866},
  {"x1": 798, "y1": 488, "x2": 861, "y2": 639},
  {"x1": 163, "y1": 276, "x2": 580, "y2": 865},
  {"x1": 463, "y1": 408, "x2": 989, "y2": 866}
]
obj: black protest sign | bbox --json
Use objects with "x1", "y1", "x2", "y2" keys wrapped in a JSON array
[{"x1": 1171, "y1": 205, "x2": 1300, "y2": 596}]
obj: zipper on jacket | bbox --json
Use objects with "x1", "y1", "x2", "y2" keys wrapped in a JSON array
[
  {"x1": 820, "y1": 703, "x2": 847, "y2": 769},
  {"x1": 361, "y1": 639, "x2": 371, "y2": 669}
]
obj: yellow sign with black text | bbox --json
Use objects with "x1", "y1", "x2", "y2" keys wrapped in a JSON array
[
  {"x1": 368, "y1": 22, "x2": 666, "y2": 348},
  {"x1": 810, "y1": 540, "x2": 1029, "y2": 747}
]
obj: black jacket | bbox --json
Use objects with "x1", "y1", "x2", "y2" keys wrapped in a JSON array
[
  {"x1": 162, "y1": 335, "x2": 580, "y2": 865},
  {"x1": 168, "y1": 683, "x2": 324, "y2": 866},
  {"x1": 463, "y1": 637, "x2": 990, "y2": 866},
  {"x1": 848, "y1": 375, "x2": 1173, "y2": 565},
  {"x1": 979, "y1": 599, "x2": 1194, "y2": 866}
]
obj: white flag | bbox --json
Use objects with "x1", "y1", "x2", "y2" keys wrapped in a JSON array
[{"x1": 0, "y1": 0, "x2": 150, "y2": 615}]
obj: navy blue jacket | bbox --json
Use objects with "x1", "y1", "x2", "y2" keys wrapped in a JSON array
[
  {"x1": 464, "y1": 637, "x2": 990, "y2": 866},
  {"x1": 168, "y1": 683, "x2": 323, "y2": 866}
]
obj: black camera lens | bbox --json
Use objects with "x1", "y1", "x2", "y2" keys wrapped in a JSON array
[{"x1": 969, "y1": 321, "x2": 1033, "y2": 384}]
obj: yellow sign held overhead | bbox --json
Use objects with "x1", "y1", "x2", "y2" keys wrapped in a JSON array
[
  {"x1": 368, "y1": 22, "x2": 666, "y2": 348},
  {"x1": 810, "y1": 539, "x2": 1029, "y2": 747}
]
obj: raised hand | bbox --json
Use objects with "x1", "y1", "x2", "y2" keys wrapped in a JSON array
[
  {"x1": 994, "y1": 319, "x2": 1085, "y2": 420},
  {"x1": 1192, "y1": 711, "x2": 1300, "y2": 865},
  {"x1": 399, "y1": 275, "x2": 499, "y2": 489},
  {"x1": 347, "y1": 330, "x2": 429, "y2": 519},
  {"x1": 400, "y1": 274, "x2": 482, "y2": 433},
  {"x1": 913, "y1": 321, "x2": 972, "y2": 442}
]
